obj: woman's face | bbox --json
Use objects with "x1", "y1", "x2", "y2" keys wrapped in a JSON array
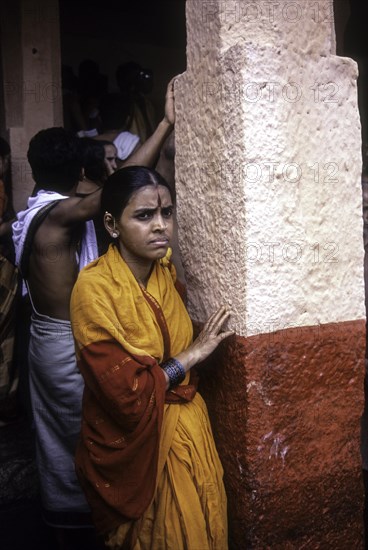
[{"x1": 109, "y1": 184, "x2": 174, "y2": 267}]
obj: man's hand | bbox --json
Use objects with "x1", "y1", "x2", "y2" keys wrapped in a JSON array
[
  {"x1": 164, "y1": 77, "x2": 176, "y2": 126},
  {"x1": 122, "y1": 76, "x2": 179, "y2": 169}
]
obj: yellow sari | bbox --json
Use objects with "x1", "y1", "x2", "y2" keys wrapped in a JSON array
[{"x1": 70, "y1": 244, "x2": 227, "y2": 549}]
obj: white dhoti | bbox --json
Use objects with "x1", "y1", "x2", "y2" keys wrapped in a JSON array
[{"x1": 28, "y1": 312, "x2": 91, "y2": 526}]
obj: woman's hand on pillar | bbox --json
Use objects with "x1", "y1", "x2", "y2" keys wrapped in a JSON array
[{"x1": 175, "y1": 306, "x2": 234, "y2": 371}]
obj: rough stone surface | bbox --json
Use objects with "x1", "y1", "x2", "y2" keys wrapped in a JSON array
[
  {"x1": 175, "y1": 1, "x2": 365, "y2": 547},
  {"x1": 175, "y1": 0, "x2": 364, "y2": 336},
  {"x1": 199, "y1": 320, "x2": 365, "y2": 549}
]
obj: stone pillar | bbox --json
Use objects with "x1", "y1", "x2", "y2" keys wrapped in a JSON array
[
  {"x1": 0, "y1": 0, "x2": 62, "y2": 210},
  {"x1": 175, "y1": 0, "x2": 365, "y2": 547}
]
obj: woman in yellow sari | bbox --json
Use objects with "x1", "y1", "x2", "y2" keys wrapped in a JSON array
[{"x1": 70, "y1": 166, "x2": 232, "y2": 549}]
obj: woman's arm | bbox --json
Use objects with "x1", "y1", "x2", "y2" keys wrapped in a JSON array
[{"x1": 77, "y1": 337, "x2": 166, "y2": 431}]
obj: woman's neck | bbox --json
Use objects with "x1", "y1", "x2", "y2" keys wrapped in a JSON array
[
  {"x1": 132, "y1": 263, "x2": 154, "y2": 288},
  {"x1": 117, "y1": 248, "x2": 154, "y2": 288}
]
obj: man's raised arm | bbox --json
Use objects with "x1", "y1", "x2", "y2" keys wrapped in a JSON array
[{"x1": 122, "y1": 77, "x2": 176, "y2": 168}]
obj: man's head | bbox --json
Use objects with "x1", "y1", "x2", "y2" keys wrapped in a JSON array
[
  {"x1": 27, "y1": 127, "x2": 82, "y2": 193},
  {"x1": 79, "y1": 137, "x2": 106, "y2": 183},
  {"x1": 97, "y1": 140, "x2": 118, "y2": 175}
]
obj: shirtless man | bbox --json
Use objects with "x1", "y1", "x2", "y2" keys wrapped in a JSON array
[
  {"x1": 23, "y1": 79, "x2": 174, "y2": 320},
  {"x1": 12, "y1": 79, "x2": 175, "y2": 549}
]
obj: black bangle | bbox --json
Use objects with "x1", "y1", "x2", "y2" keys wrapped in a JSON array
[{"x1": 162, "y1": 358, "x2": 186, "y2": 388}]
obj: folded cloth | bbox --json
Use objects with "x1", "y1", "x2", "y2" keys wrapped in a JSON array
[
  {"x1": 113, "y1": 131, "x2": 140, "y2": 160},
  {"x1": 12, "y1": 190, "x2": 98, "y2": 294},
  {"x1": 28, "y1": 312, "x2": 92, "y2": 524},
  {"x1": 77, "y1": 129, "x2": 98, "y2": 138}
]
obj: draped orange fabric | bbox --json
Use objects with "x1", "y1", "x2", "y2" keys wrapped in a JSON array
[{"x1": 70, "y1": 245, "x2": 195, "y2": 534}]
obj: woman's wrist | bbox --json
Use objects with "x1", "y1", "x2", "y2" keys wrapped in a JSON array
[
  {"x1": 161, "y1": 357, "x2": 186, "y2": 389},
  {"x1": 174, "y1": 349, "x2": 198, "y2": 372},
  {"x1": 161, "y1": 345, "x2": 200, "y2": 390}
]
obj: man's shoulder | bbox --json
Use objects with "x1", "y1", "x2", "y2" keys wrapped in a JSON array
[
  {"x1": 36, "y1": 195, "x2": 89, "y2": 232},
  {"x1": 35, "y1": 209, "x2": 84, "y2": 242}
]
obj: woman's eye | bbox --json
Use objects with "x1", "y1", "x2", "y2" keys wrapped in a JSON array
[
  {"x1": 137, "y1": 212, "x2": 152, "y2": 220},
  {"x1": 162, "y1": 207, "x2": 173, "y2": 218}
]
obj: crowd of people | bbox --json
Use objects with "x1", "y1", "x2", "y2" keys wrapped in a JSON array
[
  {"x1": 0, "y1": 74, "x2": 233, "y2": 550},
  {"x1": 3, "y1": 52, "x2": 368, "y2": 550},
  {"x1": 62, "y1": 60, "x2": 156, "y2": 150}
]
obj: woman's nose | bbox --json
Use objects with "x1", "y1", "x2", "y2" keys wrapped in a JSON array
[{"x1": 153, "y1": 213, "x2": 167, "y2": 230}]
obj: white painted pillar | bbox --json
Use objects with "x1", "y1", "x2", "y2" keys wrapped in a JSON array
[{"x1": 176, "y1": 1, "x2": 365, "y2": 546}]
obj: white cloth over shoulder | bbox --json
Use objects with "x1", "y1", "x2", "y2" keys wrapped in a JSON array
[
  {"x1": 113, "y1": 131, "x2": 140, "y2": 160},
  {"x1": 12, "y1": 190, "x2": 98, "y2": 275}
]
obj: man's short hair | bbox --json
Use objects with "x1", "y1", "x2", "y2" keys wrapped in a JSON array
[
  {"x1": 79, "y1": 137, "x2": 106, "y2": 182},
  {"x1": 27, "y1": 127, "x2": 82, "y2": 193}
]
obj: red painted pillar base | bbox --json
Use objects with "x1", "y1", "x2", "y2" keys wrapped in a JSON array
[{"x1": 199, "y1": 320, "x2": 365, "y2": 549}]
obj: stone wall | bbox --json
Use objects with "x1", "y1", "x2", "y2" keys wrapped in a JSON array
[
  {"x1": 0, "y1": 0, "x2": 62, "y2": 211},
  {"x1": 175, "y1": 0, "x2": 365, "y2": 547}
]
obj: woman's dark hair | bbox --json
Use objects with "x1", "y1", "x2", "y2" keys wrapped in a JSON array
[
  {"x1": 101, "y1": 166, "x2": 174, "y2": 219},
  {"x1": 79, "y1": 137, "x2": 106, "y2": 182}
]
